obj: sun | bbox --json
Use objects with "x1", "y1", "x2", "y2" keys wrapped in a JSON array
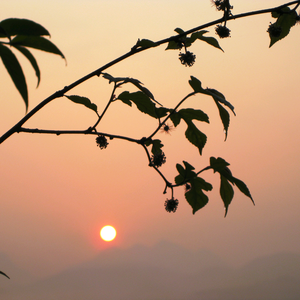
[{"x1": 100, "y1": 225, "x2": 117, "y2": 242}]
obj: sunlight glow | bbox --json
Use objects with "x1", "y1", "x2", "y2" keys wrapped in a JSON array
[{"x1": 100, "y1": 225, "x2": 117, "y2": 242}]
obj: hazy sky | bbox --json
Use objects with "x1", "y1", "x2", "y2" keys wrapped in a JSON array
[{"x1": 1, "y1": 0, "x2": 300, "y2": 277}]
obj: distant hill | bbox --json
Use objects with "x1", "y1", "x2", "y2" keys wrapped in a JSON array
[
  {"x1": 1, "y1": 242, "x2": 300, "y2": 300},
  {"x1": 0, "y1": 252, "x2": 36, "y2": 294}
]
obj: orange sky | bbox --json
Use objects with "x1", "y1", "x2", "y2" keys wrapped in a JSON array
[{"x1": 1, "y1": 0, "x2": 300, "y2": 277}]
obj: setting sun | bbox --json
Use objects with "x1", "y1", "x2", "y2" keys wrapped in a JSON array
[{"x1": 100, "y1": 225, "x2": 117, "y2": 242}]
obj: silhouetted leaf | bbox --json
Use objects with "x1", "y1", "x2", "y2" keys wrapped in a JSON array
[
  {"x1": 210, "y1": 157, "x2": 230, "y2": 173},
  {"x1": 0, "y1": 43, "x2": 28, "y2": 110},
  {"x1": 0, "y1": 25, "x2": 10, "y2": 40},
  {"x1": 117, "y1": 91, "x2": 157, "y2": 118},
  {"x1": 232, "y1": 177, "x2": 254, "y2": 204},
  {"x1": 170, "y1": 111, "x2": 181, "y2": 127},
  {"x1": 210, "y1": 156, "x2": 254, "y2": 213},
  {"x1": 155, "y1": 107, "x2": 170, "y2": 118},
  {"x1": 185, "y1": 177, "x2": 212, "y2": 214},
  {"x1": 0, "y1": 18, "x2": 49, "y2": 37},
  {"x1": 185, "y1": 121, "x2": 207, "y2": 155},
  {"x1": 205, "y1": 88, "x2": 235, "y2": 114},
  {"x1": 13, "y1": 45, "x2": 40, "y2": 87},
  {"x1": 135, "y1": 39, "x2": 157, "y2": 48},
  {"x1": 65, "y1": 95, "x2": 98, "y2": 113},
  {"x1": 189, "y1": 76, "x2": 205, "y2": 93},
  {"x1": 220, "y1": 175, "x2": 234, "y2": 216},
  {"x1": 0, "y1": 271, "x2": 10, "y2": 279},
  {"x1": 269, "y1": 7, "x2": 297, "y2": 47},
  {"x1": 175, "y1": 161, "x2": 196, "y2": 185},
  {"x1": 179, "y1": 108, "x2": 209, "y2": 123},
  {"x1": 11, "y1": 36, "x2": 65, "y2": 59},
  {"x1": 214, "y1": 99, "x2": 230, "y2": 140},
  {"x1": 191, "y1": 30, "x2": 224, "y2": 51},
  {"x1": 151, "y1": 139, "x2": 164, "y2": 154},
  {"x1": 165, "y1": 40, "x2": 182, "y2": 50},
  {"x1": 174, "y1": 28, "x2": 185, "y2": 34}
]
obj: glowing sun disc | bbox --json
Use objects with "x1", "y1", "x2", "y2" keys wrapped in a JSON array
[{"x1": 100, "y1": 225, "x2": 117, "y2": 242}]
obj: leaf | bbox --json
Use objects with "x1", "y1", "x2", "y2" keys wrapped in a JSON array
[
  {"x1": 175, "y1": 161, "x2": 196, "y2": 185},
  {"x1": 174, "y1": 28, "x2": 185, "y2": 35},
  {"x1": 269, "y1": 8, "x2": 297, "y2": 47},
  {"x1": 0, "y1": 25, "x2": 10, "y2": 40},
  {"x1": 151, "y1": 139, "x2": 164, "y2": 154},
  {"x1": 232, "y1": 177, "x2": 254, "y2": 204},
  {"x1": 192, "y1": 30, "x2": 224, "y2": 52},
  {"x1": 102, "y1": 73, "x2": 161, "y2": 105},
  {"x1": 179, "y1": 108, "x2": 209, "y2": 124},
  {"x1": 11, "y1": 36, "x2": 65, "y2": 59},
  {"x1": 0, "y1": 18, "x2": 50, "y2": 37},
  {"x1": 189, "y1": 76, "x2": 205, "y2": 93},
  {"x1": 0, "y1": 43, "x2": 28, "y2": 110},
  {"x1": 205, "y1": 88, "x2": 235, "y2": 114},
  {"x1": 170, "y1": 111, "x2": 181, "y2": 127},
  {"x1": 117, "y1": 91, "x2": 157, "y2": 118},
  {"x1": 116, "y1": 91, "x2": 132, "y2": 106},
  {"x1": 135, "y1": 39, "x2": 157, "y2": 48},
  {"x1": 0, "y1": 270, "x2": 10, "y2": 279},
  {"x1": 184, "y1": 121, "x2": 207, "y2": 155},
  {"x1": 155, "y1": 107, "x2": 170, "y2": 118},
  {"x1": 210, "y1": 157, "x2": 233, "y2": 182},
  {"x1": 210, "y1": 157, "x2": 230, "y2": 173},
  {"x1": 220, "y1": 175, "x2": 234, "y2": 216},
  {"x1": 165, "y1": 40, "x2": 182, "y2": 50},
  {"x1": 13, "y1": 45, "x2": 40, "y2": 87},
  {"x1": 210, "y1": 156, "x2": 254, "y2": 213},
  {"x1": 214, "y1": 99, "x2": 230, "y2": 140},
  {"x1": 185, "y1": 177, "x2": 212, "y2": 214},
  {"x1": 65, "y1": 95, "x2": 98, "y2": 113}
]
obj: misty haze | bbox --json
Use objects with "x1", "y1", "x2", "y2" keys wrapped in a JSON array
[{"x1": 1, "y1": 241, "x2": 300, "y2": 300}]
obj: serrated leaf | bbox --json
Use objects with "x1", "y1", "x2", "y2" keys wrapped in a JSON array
[
  {"x1": 13, "y1": 45, "x2": 40, "y2": 87},
  {"x1": 189, "y1": 76, "x2": 204, "y2": 93},
  {"x1": 232, "y1": 177, "x2": 254, "y2": 204},
  {"x1": 184, "y1": 121, "x2": 207, "y2": 155},
  {"x1": 0, "y1": 43, "x2": 28, "y2": 110},
  {"x1": 185, "y1": 177, "x2": 212, "y2": 214},
  {"x1": 65, "y1": 95, "x2": 98, "y2": 113},
  {"x1": 0, "y1": 18, "x2": 50, "y2": 37},
  {"x1": 179, "y1": 108, "x2": 209, "y2": 124},
  {"x1": 11, "y1": 36, "x2": 65, "y2": 59},
  {"x1": 0, "y1": 271, "x2": 10, "y2": 279},
  {"x1": 220, "y1": 175, "x2": 234, "y2": 216},
  {"x1": 269, "y1": 9, "x2": 297, "y2": 47}
]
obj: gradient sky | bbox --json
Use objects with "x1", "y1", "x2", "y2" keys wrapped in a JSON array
[{"x1": 1, "y1": 0, "x2": 300, "y2": 278}]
